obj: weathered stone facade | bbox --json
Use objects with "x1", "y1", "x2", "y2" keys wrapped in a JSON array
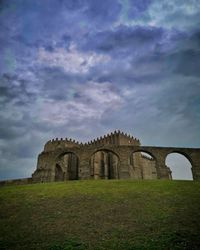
[{"x1": 32, "y1": 131, "x2": 200, "y2": 182}]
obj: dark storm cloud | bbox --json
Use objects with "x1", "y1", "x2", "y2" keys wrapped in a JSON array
[
  {"x1": 63, "y1": 0, "x2": 121, "y2": 28},
  {"x1": 0, "y1": 0, "x2": 121, "y2": 53},
  {"x1": 134, "y1": 42, "x2": 200, "y2": 78},
  {"x1": 172, "y1": 50, "x2": 200, "y2": 77},
  {"x1": 0, "y1": 0, "x2": 200, "y2": 180},
  {"x1": 190, "y1": 31, "x2": 200, "y2": 46},
  {"x1": 81, "y1": 25, "x2": 164, "y2": 54},
  {"x1": 84, "y1": 0, "x2": 121, "y2": 27},
  {"x1": 0, "y1": 73, "x2": 35, "y2": 104},
  {"x1": 79, "y1": 26, "x2": 200, "y2": 85},
  {"x1": 34, "y1": 66, "x2": 76, "y2": 100},
  {"x1": 127, "y1": 0, "x2": 152, "y2": 18},
  {"x1": 101, "y1": 77, "x2": 200, "y2": 147}
]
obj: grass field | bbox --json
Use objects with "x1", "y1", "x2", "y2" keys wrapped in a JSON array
[{"x1": 0, "y1": 180, "x2": 200, "y2": 250}]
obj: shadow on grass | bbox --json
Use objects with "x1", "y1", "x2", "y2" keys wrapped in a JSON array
[
  {"x1": 48, "y1": 231, "x2": 200, "y2": 250},
  {"x1": 49, "y1": 238, "x2": 87, "y2": 250}
]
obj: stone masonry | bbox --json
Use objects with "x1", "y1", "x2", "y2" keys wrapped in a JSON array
[{"x1": 32, "y1": 131, "x2": 200, "y2": 182}]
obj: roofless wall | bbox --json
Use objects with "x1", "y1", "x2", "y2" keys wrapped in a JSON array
[{"x1": 31, "y1": 131, "x2": 200, "y2": 182}]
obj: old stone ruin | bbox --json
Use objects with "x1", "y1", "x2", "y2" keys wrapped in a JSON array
[
  {"x1": 0, "y1": 130, "x2": 200, "y2": 186},
  {"x1": 31, "y1": 130, "x2": 200, "y2": 182}
]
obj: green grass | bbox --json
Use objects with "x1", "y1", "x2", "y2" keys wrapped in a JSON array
[{"x1": 0, "y1": 180, "x2": 200, "y2": 249}]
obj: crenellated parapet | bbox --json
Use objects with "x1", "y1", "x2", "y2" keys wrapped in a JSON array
[
  {"x1": 44, "y1": 137, "x2": 80, "y2": 152},
  {"x1": 44, "y1": 130, "x2": 140, "y2": 151},
  {"x1": 84, "y1": 130, "x2": 140, "y2": 146}
]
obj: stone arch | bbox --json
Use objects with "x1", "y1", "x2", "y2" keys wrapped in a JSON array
[
  {"x1": 90, "y1": 148, "x2": 120, "y2": 159},
  {"x1": 55, "y1": 150, "x2": 80, "y2": 161},
  {"x1": 131, "y1": 149, "x2": 157, "y2": 162},
  {"x1": 130, "y1": 150, "x2": 158, "y2": 179},
  {"x1": 90, "y1": 149, "x2": 120, "y2": 179},
  {"x1": 165, "y1": 152, "x2": 193, "y2": 180},
  {"x1": 55, "y1": 152, "x2": 79, "y2": 180},
  {"x1": 165, "y1": 150, "x2": 193, "y2": 166}
]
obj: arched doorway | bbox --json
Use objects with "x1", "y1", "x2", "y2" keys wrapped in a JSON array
[
  {"x1": 90, "y1": 150, "x2": 119, "y2": 179},
  {"x1": 56, "y1": 152, "x2": 79, "y2": 181},
  {"x1": 165, "y1": 153, "x2": 193, "y2": 180},
  {"x1": 130, "y1": 151, "x2": 157, "y2": 179}
]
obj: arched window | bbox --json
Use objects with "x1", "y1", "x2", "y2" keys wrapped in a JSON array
[
  {"x1": 56, "y1": 152, "x2": 79, "y2": 180},
  {"x1": 90, "y1": 150, "x2": 119, "y2": 179},
  {"x1": 131, "y1": 151, "x2": 157, "y2": 179},
  {"x1": 165, "y1": 153, "x2": 193, "y2": 180}
]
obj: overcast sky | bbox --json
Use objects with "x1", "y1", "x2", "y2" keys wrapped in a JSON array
[{"x1": 0, "y1": 0, "x2": 200, "y2": 180}]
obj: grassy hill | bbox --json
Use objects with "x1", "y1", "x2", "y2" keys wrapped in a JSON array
[{"x1": 0, "y1": 180, "x2": 200, "y2": 250}]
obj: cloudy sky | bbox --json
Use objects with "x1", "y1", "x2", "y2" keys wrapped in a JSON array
[{"x1": 0, "y1": 0, "x2": 200, "y2": 180}]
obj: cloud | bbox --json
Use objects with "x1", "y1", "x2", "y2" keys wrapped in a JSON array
[
  {"x1": 0, "y1": 73, "x2": 125, "y2": 180},
  {"x1": 172, "y1": 49, "x2": 200, "y2": 77},
  {"x1": 38, "y1": 81, "x2": 124, "y2": 126},
  {"x1": 37, "y1": 43, "x2": 110, "y2": 74},
  {"x1": 61, "y1": 0, "x2": 122, "y2": 30},
  {"x1": 81, "y1": 25, "x2": 164, "y2": 54},
  {"x1": 0, "y1": 0, "x2": 199, "y2": 180},
  {"x1": 0, "y1": 73, "x2": 36, "y2": 104},
  {"x1": 119, "y1": 0, "x2": 152, "y2": 22},
  {"x1": 84, "y1": 0, "x2": 121, "y2": 28},
  {"x1": 118, "y1": 0, "x2": 200, "y2": 30}
]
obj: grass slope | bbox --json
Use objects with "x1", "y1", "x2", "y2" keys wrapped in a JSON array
[{"x1": 0, "y1": 180, "x2": 200, "y2": 250}]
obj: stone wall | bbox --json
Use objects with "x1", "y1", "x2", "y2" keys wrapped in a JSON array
[
  {"x1": 32, "y1": 131, "x2": 200, "y2": 183},
  {"x1": 2, "y1": 131, "x2": 199, "y2": 185}
]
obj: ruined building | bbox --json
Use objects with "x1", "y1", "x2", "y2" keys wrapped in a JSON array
[{"x1": 32, "y1": 131, "x2": 200, "y2": 182}]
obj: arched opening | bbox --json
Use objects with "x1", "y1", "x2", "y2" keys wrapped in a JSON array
[
  {"x1": 130, "y1": 151, "x2": 158, "y2": 179},
  {"x1": 55, "y1": 164, "x2": 64, "y2": 181},
  {"x1": 90, "y1": 150, "x2": 119, "y2": 179},
  {"x1": 165, "y1": 153, "x2": 193, "y2": 180},
  {"x1": 56, "y1": 152, "x2": 79, "y2": 180}
]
